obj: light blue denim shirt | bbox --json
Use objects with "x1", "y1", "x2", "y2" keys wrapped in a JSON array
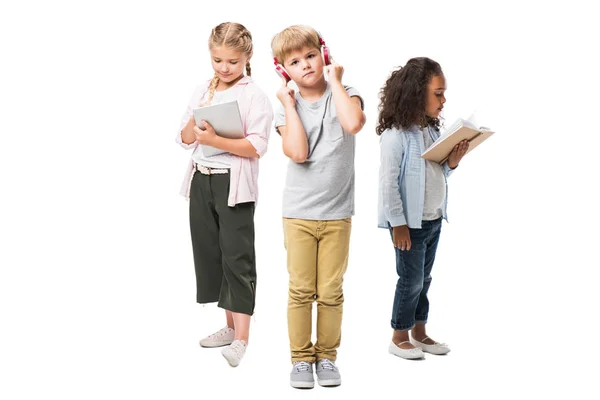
[{"x1": 378, "y1": 124, "x2": 454, "y2": 229}]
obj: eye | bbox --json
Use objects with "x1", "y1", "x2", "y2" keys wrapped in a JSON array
[
  {"x1": 230, "y1": 61, "x2": 238, "y2": 65},
  {"x1": 213, "y1": 59, "x2": 221, "y2": 63},
  {"x1": 308, "y1": 54, "x2": 315, "y2": 58},
  {"x1": 290, "y1": 60, "x2": 298, "y2": 66}
]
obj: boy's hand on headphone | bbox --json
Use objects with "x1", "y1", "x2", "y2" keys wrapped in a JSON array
[
  {"x1": 193, "y1": 120, "x2": 217, "y2": 145},
  {"x1": 276, "y1": 76, "x2": 296, "y2": 108},
  {"x1": 325, "y1": 59, "x2": 344, "y2": 84},
  {"x1": 392, "y1": 225, "x2": 411, "y2": 251},
  {"x1": 447, "y1": 139, "x2": 470, "y2": 169}
]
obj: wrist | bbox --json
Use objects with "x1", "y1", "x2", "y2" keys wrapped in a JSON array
[
  {"x1": 207, "y1": 134, "x2": 220, "y2": 147},
  {"x1": 330, "y1": 79, "x2": 344, "y2": 89}
]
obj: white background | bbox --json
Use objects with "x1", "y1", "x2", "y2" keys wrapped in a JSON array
[{"x1": 1, "y1": 0, "x2": 599, "y2": 398}]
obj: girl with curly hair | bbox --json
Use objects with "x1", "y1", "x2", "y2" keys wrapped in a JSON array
[{"x1": 377, "y1": 57, "x2": 469, "y2": 360}]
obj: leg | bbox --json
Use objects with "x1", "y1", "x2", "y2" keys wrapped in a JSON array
[
  {"x1": 314, "y1": 218, "x2": 352, "y2": 362},
  {"x1": 189, "y1": 171, "x2": 222, "y2": 304},
  {"x1": 226, "y1": 310, "x2": 234, "y2": 330},
  {"x1": 232, "y1": 312, "x2": 250, "y2": 343},
  {"x1": 412, "y1": 219, "x2": 442, "y2": 343},
  {"x1": 283, "y1": 218, "x2": 318, "y2": 364},
  {"x1": 212, "y1": 173, "x2": 257, "y2": 316},
  {"x1": 389, "y1": 226, "x2": 428, "y2": 348}
]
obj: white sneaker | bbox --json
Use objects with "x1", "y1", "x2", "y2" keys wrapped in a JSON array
[
  {"x1": 410, "y1": 336, "x2": 450, "y2": 355},
  {"x1": 199, "y1": 326, "x2": 234, "y2": 348},
  {"x1": 388, "y1": 341, "x2": 425, "y2": 360},
  {"x1": 221, "y1": 340, "x2": 247, "y2": 367}
]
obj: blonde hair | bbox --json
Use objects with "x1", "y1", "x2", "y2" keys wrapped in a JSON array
[
  {"x1": 271, "y1": 25, "x2": 322, "y2": 66},
  {"x1": 202, "y1": 22, "x2": 253, "y2": 106}
]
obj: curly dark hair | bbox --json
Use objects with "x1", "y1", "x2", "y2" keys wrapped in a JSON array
[{"x1": 376, "y1": 57, "x2": 443, "y2": 135}]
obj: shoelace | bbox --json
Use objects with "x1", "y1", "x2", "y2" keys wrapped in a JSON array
[
  {"x1": 229, "y1": 341, "x2": 246, "y2": 357},
  {"x1": 209, "y1": 327, "x2": 231, "y2": 339},
  {"x1": 319, "y1": 359, "x2": 337, "y2": 371},
  {"x1": 294, "y1": 361, "x2": 311, "y2": 372}
]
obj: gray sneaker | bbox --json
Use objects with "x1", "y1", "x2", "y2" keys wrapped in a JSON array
[
  {"x1": 315, "y1": 359, "x2": 341, "y2": 387},
  {"x1": 290, "y1": 361, "x2": 314, "y2": 389}
]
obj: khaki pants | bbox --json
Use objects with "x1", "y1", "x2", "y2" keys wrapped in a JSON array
[{"x1": 283, "y1": 218, "x2": 352, "y2": 363}]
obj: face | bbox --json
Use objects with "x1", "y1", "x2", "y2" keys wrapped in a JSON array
[
  {"x1": 425, "y1": 74, "x2": 447, "y2": 119},
  {"x1": 210, "y1": 46, "x2": 250, "y2": 84},
  {"x1": 283, "y1": 46, "x2": 324, "y2": 87}
]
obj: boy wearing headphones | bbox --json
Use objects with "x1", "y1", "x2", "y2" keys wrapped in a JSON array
[{"x1": 271, "y1": 25, "x2": 366, "y2": 389}]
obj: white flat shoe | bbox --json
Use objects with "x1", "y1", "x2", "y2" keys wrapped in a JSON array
[
  {"x1": 410, "y1": 336, "x2": 450, "y2": 355},
  {"x1": 389, "y1": 341, "x2": 425, "y2": 360}
]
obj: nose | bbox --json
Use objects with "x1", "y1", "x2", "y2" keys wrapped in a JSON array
[{"x1": 301, "y1": 59, "x2": 310, "y2": 69}]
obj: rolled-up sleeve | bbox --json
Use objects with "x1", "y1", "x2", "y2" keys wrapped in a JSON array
[
  {"x1": 244, "y1": 92, "x2": 273, "y2": 158},
  {"x1": 442, "y1": 161, "x2": 455, "y2": 178},
  {"x1": 176, "y1": 85, "x2": 205, "y2": 150},
  {"x1": 380, "y1": 131, "x2": 406, "y2": 227}
]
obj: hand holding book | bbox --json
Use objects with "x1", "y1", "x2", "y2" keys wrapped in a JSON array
[
  {"x1": 422, "y1": 117, "x2": 494, "y2": 164},
  {"x1": 447, "y1": 139, "x2": 470, "y2": 169}
]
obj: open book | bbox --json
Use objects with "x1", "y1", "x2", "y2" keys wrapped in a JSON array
[
  {"x1": 193, "y1": 100, "x2": 244, "y2": 157},
  {"x1": 421, "y1": 118, "x2": 494, "y2": 164}
]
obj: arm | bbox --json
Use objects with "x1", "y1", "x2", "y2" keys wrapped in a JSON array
[
  {"x1": 193, "y1": 121, "x2": 261, "y2": 158},
  {"x1": 381, "y1": 131, "x2": 413, "y2": 250},
  {"x1": 176, "y1": 85, "x2": 206, "y2": 150},
  {"x1": 380, "y1": 132, "x2": 406, "y2": 228},
  {"x1": 184, "y1": 87, "x2": 274, "y2": 159},
  {"x1": 443, "y1": 139, "x2": 470, "y2": 175},
  {"x1": 180, "y1": 116, "x2": 197, "y2": 146},
  {"x1": 327, "y1": 61, "x2": 366, "y2": 134},
  {"x1": 205, "y1": 91, "x2": 273, "y2": 158},
  {"x1": 278, "y1": 107, "x2": 309, "y2": 163},
  {"x1": 276, "y1": 77, "x2": 309, "y2": 163}
]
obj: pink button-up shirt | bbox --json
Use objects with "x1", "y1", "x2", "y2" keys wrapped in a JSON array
[{"x1": 176, "y1": 77, "x2": 273, "y2": 206}]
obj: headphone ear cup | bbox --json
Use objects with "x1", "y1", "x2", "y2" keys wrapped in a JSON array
[
  {"x1": 275, "y1": 64, "x2": 291, "y2": 83},
  {"x1": 322, "y1": 45, "x2": 331, "y2": 65}
]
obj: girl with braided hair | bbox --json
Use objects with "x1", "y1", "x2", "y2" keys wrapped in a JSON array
[{"x1": 176, "y1": 22, "x2": 273, "y2": 367}]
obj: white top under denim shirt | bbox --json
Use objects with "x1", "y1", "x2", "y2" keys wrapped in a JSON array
[
  {"x1": 421, "y1": 126, "x2": 447, "y2": 220},
  {"x1": 378, "y1": 124, "x2": 455, "y2": 229}
]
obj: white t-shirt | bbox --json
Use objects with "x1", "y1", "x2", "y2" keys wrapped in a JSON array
[
  {"x1": 422, "y1": 127, "x2": 447, "y2": 220},
  {"x1": 191, "y1": 85, "x2": 244, "y2": 168}
]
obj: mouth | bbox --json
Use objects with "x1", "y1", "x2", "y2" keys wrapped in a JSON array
[
  {"x1": 303, "y1": 71, "x2": 314, "y2": 78},
  {"x1": 220, "y1": 73, "x2": 232, "y2": 78}
]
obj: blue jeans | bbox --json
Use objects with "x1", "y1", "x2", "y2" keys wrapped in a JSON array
[{"x1": 389, "y1": 218, "x2": 442, "y2": 331}]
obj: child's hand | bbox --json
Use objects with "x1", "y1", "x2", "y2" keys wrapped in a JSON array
[
  {"x1": 392, "y1": 225, "x2": 411, "y2": 251},
  {"x1": 276, "y1": 77, "x2": 296, "y2": 108},
  {"x1": 447, "y1": 140, "x2": 469, "y2": 169},
  {"x1": 193, "y1": 120, "x2": 217, "y2": 145},
  {"x1": 325, "y1": 59, "x2": 344, "y2": 84}
]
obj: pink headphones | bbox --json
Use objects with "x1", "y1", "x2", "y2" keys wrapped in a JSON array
[{"x1": 274, "y1": 33, "x2": 331, "y2": 83}]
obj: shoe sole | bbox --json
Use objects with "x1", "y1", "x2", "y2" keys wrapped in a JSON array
[
  {"x1": 290, "y1": 381, "x2": 315, "y2": 389},
  {"x1": 318, "y1": 378, "x2": 341, "y2": 387},
  {"x1": 421, "y1": 348, "x2": 451, "y2": 355},
  {"x1": 199, "y1": 340, "x2": 233, "y2": 348},
  {"x1": 389, "y1": 347, "x2": 425, "y2": 360}
]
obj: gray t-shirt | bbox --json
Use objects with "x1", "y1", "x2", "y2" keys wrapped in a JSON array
[
  {"x1": 274, "y1": 83, "x2": 364, "y2": 220},
  {"x1": 422, "y1": 127, "x2": 447, "y2": 220}
]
